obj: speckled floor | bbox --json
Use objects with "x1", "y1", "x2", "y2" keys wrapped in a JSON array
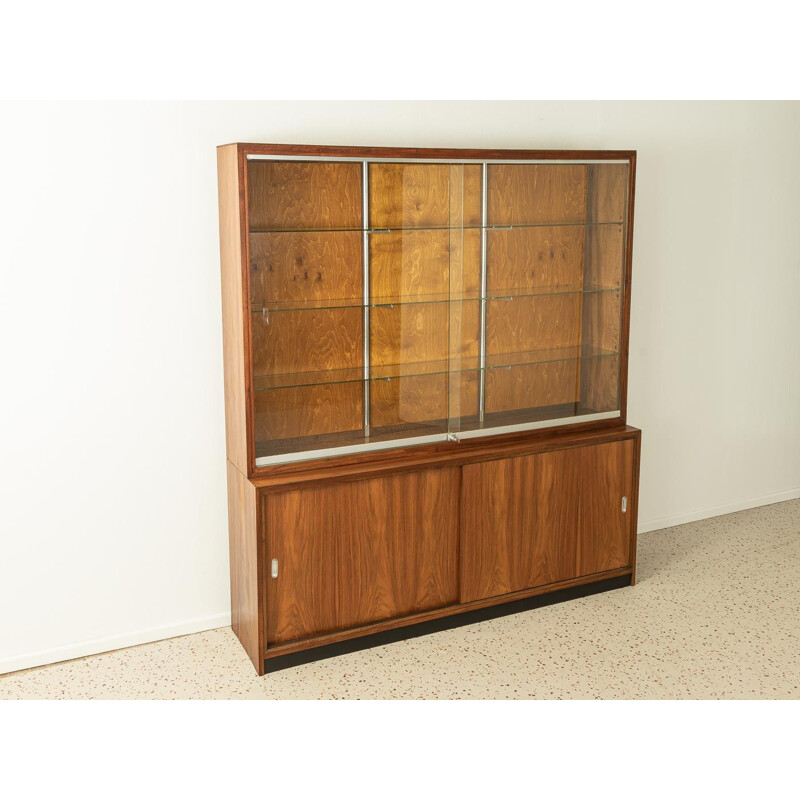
[{"x1": 2, "y1": 500, "x2": 798, "y2": 699}]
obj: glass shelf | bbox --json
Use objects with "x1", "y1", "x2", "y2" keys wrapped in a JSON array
[
  {"x1": 254, "y1": 345, "x2": 617, "y2": 392},
  {"x1": 249, "y1": 221, "x2": 624, "y2": 234},
  {"x1": 251, "y1": 284, "x2": 621, "y2": 314}
]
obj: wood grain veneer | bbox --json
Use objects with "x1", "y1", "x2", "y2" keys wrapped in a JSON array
[
  {"x1": 486, "y1": 226, "x2": 585, "y2": 291},
  {"x1": 249, "y1": 231, "x2": 362, "y2": 306},
  {"x1": 369, "y1": 163, "x2": 481, "y2": 229},
  {"x1": 265, "y1": 468, "x2": 460, "y2": 645},
  {"x1": 217, "y1": 145, "x2": 249, "y2": 473},
  {"x1": 577, "y1": 438, "x2": 634, "y2": 575},
  {"x1": 252, "y1": 307, "x2": 362, "y2": 377},
  {"x1": 248, "y1": 160, "x2": 361, "y2": 230},
  {"x1": 460, "y1": 448, "x2": 581, "y2": 602},
  {"x1": 227, "y1": 460, "x2": 263, "y2": 674},
  {"x1": 254, "y1": 383, "x2": 363, "y2": 443},
  {"x1": 460, "y1": 437, "x2": 635, "y2": 603},
  {"x1": 488, "y1": 164, "x2": 587, "y2": 225}
]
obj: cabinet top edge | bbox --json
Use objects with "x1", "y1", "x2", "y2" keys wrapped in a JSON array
[
  {"x1": 220, "y1": 142, "x2": 636, "y2": 161},
  {"x1": 250, "y1": 424, "x2": 641, "y2": 491}
]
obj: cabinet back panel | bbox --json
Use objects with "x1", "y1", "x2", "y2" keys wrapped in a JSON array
[
  {"x1": 369, "y1": 371, "x2": 479, "y2": 428},
  {"x1": 369, "y1": 163, "x2": 482, "y2": 228},
  {"x1": 252, "y1": 307, "x2": 362, "y2": 376},
  {"x1": 249, "y1": 231, "x2": 362, "y2": 305},
  {"x1": 254, "y1": 383, "x2": 363, "y2": 444},
  {"x1": 247, "y1": 161, "x2": 362, "y2": 230},
  {"x1": 369, "y1": 229, "x2": 481, "y2": 298},
  {"x1": 370, "y1": 303, "x2": 479, "y2": 367},
  {"x1": 487, "y1": 165, "x2": 587, "y2": 225},
  {"x1": 485, "y1": 294, "x2": 583, "y2": 355},
  {"x1": 485, "y1": 359, "x2": 581, "y2": 413},
  {"x1": 486, "y1": 225, "x2": 585, "y2": 292}
]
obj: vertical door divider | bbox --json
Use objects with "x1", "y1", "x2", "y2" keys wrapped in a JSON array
[
  {"x1": 478, "y1": 162, "x2": 488, "y2": 424},
  {"x1": 362, "y1": 161, "x2": 370, "y2": 438}
]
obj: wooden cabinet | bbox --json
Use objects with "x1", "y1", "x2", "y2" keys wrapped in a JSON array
[{"x1": 218, "y1": 144, "x2": 640, "y2": 674}]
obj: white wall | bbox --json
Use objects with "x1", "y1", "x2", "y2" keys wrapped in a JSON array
[{"x1": 1, "y1": 102, "x2": 799, "y2": 674}]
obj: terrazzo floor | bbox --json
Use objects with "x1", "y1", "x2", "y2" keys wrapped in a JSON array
[{"x1": 2, "y1": 500, "x2": 798, "y2": 700}]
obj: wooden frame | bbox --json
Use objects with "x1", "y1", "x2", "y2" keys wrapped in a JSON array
[{"x1": 218, "y1": 144, "x2": 640, "y2": 675}]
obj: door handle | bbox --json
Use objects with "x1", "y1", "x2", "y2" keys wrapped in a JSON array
[{"x1": 621, "y1": 496, "x2": 628, "y2": 513}]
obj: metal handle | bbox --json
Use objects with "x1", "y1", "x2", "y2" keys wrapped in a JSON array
[
  {"x1": 447, "y1": 433, "x2": 460, "y2": 443},
  {"x1": 271, "y1": 558, "x2": 279, "y2": 579},
  {"x1": 621, "y1": 496, "x2": 628, "y2": 513}
]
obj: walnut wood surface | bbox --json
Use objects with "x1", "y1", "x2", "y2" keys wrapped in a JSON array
[
  {"x1": 247, "y1": 160, "x2": 362, "y2": 230},
  {"x1": 238, "y1": 143, "x2": 635, "y2": 161},
  {"x1": 217, "y1": 145, "x2": 249, "y2": 472},
  {"x1": 488, "y1": 164, "x2": 587, "y2": 225},
  {"x1": 265, "y1": 468, "x2": 460, "y2": 645},
  {"x1": 254, "y1": 424, "x2": 640, "y2": 490},
  {"x1": 460, "y1": 449, "x2": 580, "y2": 602},
  {"x1": 336, "y1": 468, "x2": 460, "y2": 629},
  {"x1": 263, "y1": 567, "x2": 633, "y2": 659},
  {"x1": 249, "y1": 231, "x2": 362, "y2": 306},
  {"x1": 265, "y1": 486, "x2": 338, "y2": 644},
  {"x1": 227, "y1": 460, "x2": 263, "y2": 673},
  {"x1": 577, "y1": 438, "x2": 634, "y2": 575},
  {"x1": 460, "y1": 438, "x2": 635, "y2": 603}
]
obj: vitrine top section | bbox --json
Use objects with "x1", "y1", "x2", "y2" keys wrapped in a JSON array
[
  {"x1": 217, "y1": 142, "x2": 636, "y2": 472},
  {"x1": 225, "y1": 142, "x2": 636, "y2": 164}
]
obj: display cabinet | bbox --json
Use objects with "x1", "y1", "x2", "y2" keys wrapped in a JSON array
[{"x1": 218, "y1": 143, "x2": 641, "y2": 674}]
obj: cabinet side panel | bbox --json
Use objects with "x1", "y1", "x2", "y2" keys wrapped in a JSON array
[
  {"x1": 218, "y1": 145, "x2": 249, "y2": 472},
  {"x1": 227, "y1": 461, "x2": 262, "y2": 674}
]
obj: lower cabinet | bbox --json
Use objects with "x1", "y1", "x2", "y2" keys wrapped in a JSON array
[
  {"x1": 460, "y1": 439, "x2": 636, "y2": 602},
  {"x1": 261, "y1": 432, "x2": 639, "y2": 655},
  {"x1": 265, "y1": 468, "x2": 460, "y2": 645}
]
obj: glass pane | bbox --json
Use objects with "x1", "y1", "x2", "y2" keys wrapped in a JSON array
[
  {"x1": 249, "y1": 157, "x2": 629, "y2": 465},
  {"x1": 480, "y1": 162, "x2": 629, "y2": 429},
  {"x1": 368, "y1": 162, "x2": 476, "y2": 443},
  {"x1": 248, "y1": 160, "x2": 365, "y2": 459}
]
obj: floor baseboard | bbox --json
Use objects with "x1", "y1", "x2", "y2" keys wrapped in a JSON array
[
  {"x1": 0, "y1": 613, "x2": 231, "y2": 676},
  {"x1": 638, "y1": 487, "x2": 800, "y2": 534}
]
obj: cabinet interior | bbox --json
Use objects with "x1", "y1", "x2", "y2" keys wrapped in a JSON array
[{"x1": 247, "y1": 158, "x2": 628, "y2": 463}]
